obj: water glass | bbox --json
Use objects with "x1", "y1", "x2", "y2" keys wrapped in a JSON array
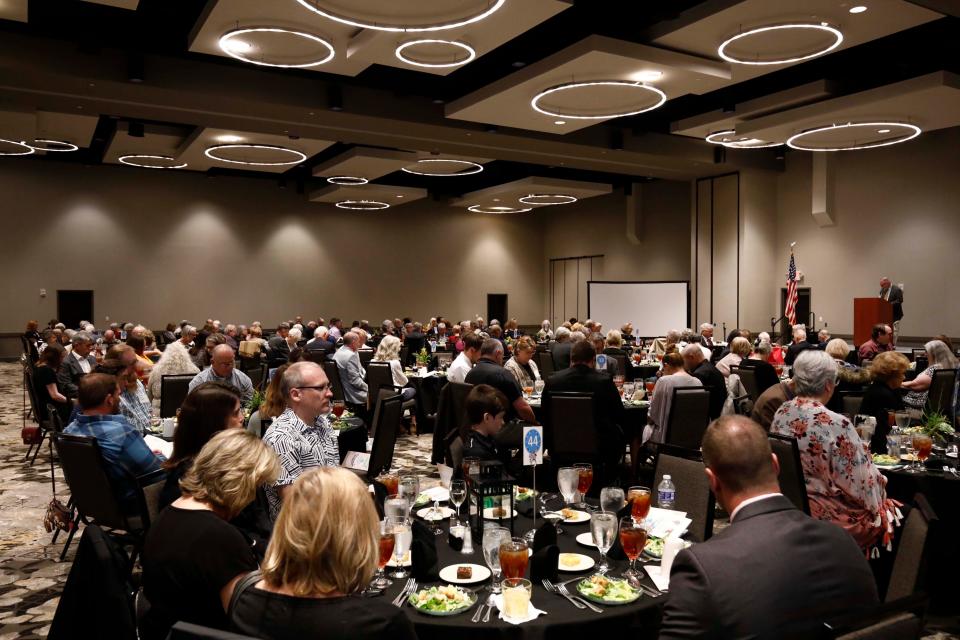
[
  {"x1": 534, "y1": 379, "x2": 545, "y2": 396},
  {"x1": 388, "y1": 517, "x2": 412, "y2": 579},
  {"x1": 600, "y1": 487, "x2": 625, "y2": 514},
  {"x1": 591, "y1": 513, "x2": 617, "y2": 574},
  {"x1": 398, "y1": 475, "x2": 420, "y2": 517},
  {"x1": 501, "y1": 578, "x2": 532, "y2": 621},
  {"x1": 482, "y1": 526, "x2": 511, "y2": 593},
  {"x1": 449, "y1": 479, "x2": 467, "y2": 525},
  {"x1": 895, "y1": 411, "x2": 912, "y2": 430},
  {"x1": 384, "y1": 497, "x2": 409, "y2": 520}
]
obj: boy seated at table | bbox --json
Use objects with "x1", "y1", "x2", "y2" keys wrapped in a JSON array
[{"x1": 461, "y1": 384, "x2": 520, "y2": 477}]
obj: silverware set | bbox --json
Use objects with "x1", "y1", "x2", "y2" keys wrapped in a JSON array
[
  {"x1": 542, "y1": 578, "x2": 603, "y2": 613},
  {"x1": 392, "y1": 578, "x2": 418, "y2": 607},
  {"x1": 471, "y1": 592, "x2": 497, "y2": 623},
  {"x1": 942, "y1": 465, "x2": 959, "y2": 478}
]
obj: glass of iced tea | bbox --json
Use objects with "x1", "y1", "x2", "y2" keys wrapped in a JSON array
[
  {"x1": 499, "y1": 538, "x2": 529, "y2": 580},
  {"x1": 377, "y1": 472, "x2": 399, "y2": 498},
  {"x1": 574, "y1": 463, "x2": 593, "y2": 510},
  {"x1": 372, "y1": 519, "x2": 395, "y2": 589},
  {"x1": 619, "y1": 517, "x2": 647, "y2": 580},
  {"x1": 628, "y1": 486, "x2": 651, "y2": 523},
  {"x1": 645, "y1": 379, "x2": 656, "y2": 395},
  {"x1": 522, "y1": 382, "x2": 534, "y2": 398},
  {"x1": 908, "y1": 433, "x2": 933, "y2": 473},
  {"x1": 332, "y1": 400, "x2": 345, "y2": 419}
]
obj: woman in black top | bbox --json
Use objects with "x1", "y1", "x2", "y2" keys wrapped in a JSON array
[
  {"x1": 229, "y1": 468, "x2": 417, "y2": 640},
  {"x1": 859, "y1": 351, "x2": 910, "y2": 453},
  {"x1": 33, "y1": 344, "x2": 71, "y2": 423},
  {"x1": 141, "y1": 430, "x2": 280, "y2": 640}
]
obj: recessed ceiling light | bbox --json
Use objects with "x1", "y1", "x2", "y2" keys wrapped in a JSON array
[
  {"x1": 118, "y1": 154, "x2": 187, "y2": 169},
  {"x1": 554, "y1": 120, "x2": 566, "y2": 125},
  {"x1": 327, "y1": 176, "x2": 368, "y2": 185},
  {"x1": 0, "y1": 138, "x2": 36, "y2": 156},
  {"x1": 294, "y1": 0, "x2": 505, "y2": 32},
  {"x1": 849, "y1": 5, "x2": 867, "y2": 13},
  {"x1": 717, "y1": 23, "x2": 843, "y2": 65},
  {"x1": 468, "y1": 205, "x2": 532, "y2": 214},
  {"x1": 335, "y1": 200, "x2": 390, "y2": 210},
  {"x1": 877, "y1": 128, "x2": 891, "y2": 133},
  {"x1": 204, "y1": 143, "x2": 307, "y2": 166},
  {"x1": 531, "y1": 81, "x2": 667, "y2": 120},
  {"x1": 395, "y1": 39, "x2": 476, "y2": 68},
  {"x1": 29, "y1": 139, "x2": 78, "y2": 152},
  {"x1": 224, "y1": 39, "x2": 253, "y2": 53},
  {"x1": 219, "y1": 28, "x2": 335, "y2": 68},
  {"x1": 401, "y1": 158, "x2": 483, "y2": 176},
  {"x1": 786, "y1": 122, "x2": 921, "y2": 151},
  {"x1": 631, "y1": 70, "x2": 663, "y2": 82},
  {"x1": 216, "y1": 134, "x2": 243, "y2": 143},
  {"x1": 396, "y1": 195, "x2": 404, "y2": 198}
]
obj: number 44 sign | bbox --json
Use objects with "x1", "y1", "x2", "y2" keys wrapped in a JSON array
[{"x1": 523, "y1": 426, "x2": 543, "y2": 466}]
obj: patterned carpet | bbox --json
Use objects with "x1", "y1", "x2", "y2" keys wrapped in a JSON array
[{"x1": 0, "y1": 362, "x2": 955, "y2": 638}]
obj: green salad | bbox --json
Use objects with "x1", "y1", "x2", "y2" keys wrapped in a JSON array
[
  {"x1": 577, "y1": 576, "x2": 640, "y2": 603},
  {"x1": 644, "y1": 536, "x2": 665, "y2": 558},
  {"x1": 409, "y1": 585, "x2": 474, "y2": 613},
  {"x1": 872, "y1": 454, "x2": 899, "y2": 466}
]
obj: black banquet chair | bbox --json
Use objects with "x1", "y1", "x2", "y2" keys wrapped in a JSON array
[
  {"x1": 653, "y1": 450, "x2": 715, "y2": 543},
  {"x1": 664, "y1": 387, "x2": 711, "y2": 450},
  {"x1": 159, "y1": 374, "x2": 195, "y2": 418},
  {"x1": 767, "y1": 433, "x2": 810, "y2": 515}
]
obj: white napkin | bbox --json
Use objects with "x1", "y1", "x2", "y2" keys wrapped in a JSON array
[
  {"x1": 144, "y1": 434, "x2": 173, "y2": 459},
  {"x1": 645, "y1": 566, "x2": 671, "y2": 592},
  {"x1": 420, "y1": 486, "x2": 450, "y2": 502},
  {"x1": 493, "y1": 594, "x2": 547, "y2": 625}
]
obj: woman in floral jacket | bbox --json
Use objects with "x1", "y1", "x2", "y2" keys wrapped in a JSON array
[{"x1": 771, "y1": 349, "x2": 901, "y2": 553}]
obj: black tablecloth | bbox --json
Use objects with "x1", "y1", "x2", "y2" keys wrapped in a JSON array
[
  {"x1": 386, "y1": 508, "x2": 664, "y2": 640},
  {"x1": 334, "y1": 417, "x2": 367, "y2": 463},
  {"x1": 627, "y1": 364, "x2": 660, "y2": 382},
  {"x1": 880, "y1": 454, "x2": 959, "y2": 614},
  {"x1": 408, "y1": 374, "x2": 447, "y2": 431}
]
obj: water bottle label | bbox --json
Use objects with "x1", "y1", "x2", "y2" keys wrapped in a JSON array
[{"x1": 658, "y1": 490, "x2": 675, "y2": 504}]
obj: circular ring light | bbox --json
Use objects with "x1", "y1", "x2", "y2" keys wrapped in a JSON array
[
  {"x1": 531, "y1": 81, "x2": 667, "y2": 120},
  {"x1": 0, "y1": 138, "x2": 36, "y2": 156},
  {"x1": 204, "y1": 143, "x2": 307, "y2": 166},
  {"x1": 118, "y1": 154, "x2": 188, "y2": 169},
  {"x1": 468, "y1": 205, "x2": 533, "y2": 214},
  {"x1": 518, "y1": 193, "x2": 578, "y2": 206},
  {"x1": 327, "y1": 176, "x2": 368, "y2": 185},
  {"x1": 30, "y1": 138, "x2": 79, "y2": 152},
  {"x1": 401, "y1": 158, "x2": 483, "y2": 176},
  {"x1": 786, "y1": 122, "x2": 921, "y2": 152},
  {"x1": 218, "y1": 28, "x2": 335, "y2": 68},
  {"x1": 335, "y1": 200, "x2": 390, "y2": 210},
  {"x1": 395, "y1": 39, "x2": 476, "y2": 68},
  {"x1": 294, "y1": 0, "x2": 505, "y2": 32},
  {"x1": 705, "y1": 130, "x2": 783, "y2": 149},
  {"x1": 717, "y1": 23, "x2": 843, "y2": 66}
]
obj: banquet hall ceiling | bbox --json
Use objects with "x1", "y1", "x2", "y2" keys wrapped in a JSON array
[{"x1": 0, "y1": 0, "x2": 957, "y2": 204}]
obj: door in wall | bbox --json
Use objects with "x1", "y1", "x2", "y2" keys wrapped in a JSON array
[
  {"x1": 57, "y1": 290, "x2": 94, "y2": 330},
  {"x1": 487, "y1": 294, "x2": 507, "y2": 326}
]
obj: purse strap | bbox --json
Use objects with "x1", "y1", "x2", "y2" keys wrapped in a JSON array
[
  {"x1": 227, "y1": 570, "x2": 263, "y2": 618},
  {"x1": 48, "y1": 437, "x2": 57, "y2": 497}
]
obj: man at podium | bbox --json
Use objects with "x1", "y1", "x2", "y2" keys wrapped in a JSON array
[{"x1": 879, "y1": 277, "x2": 903, "y2": 337}]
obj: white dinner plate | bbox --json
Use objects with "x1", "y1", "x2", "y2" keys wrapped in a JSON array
[
  {"x1": 439, "y1": 563, "x2": 491, "y2": 585},
  {"x1": 575, "y1": 532, "x2": 597, "y2": 548},
  {"x1": 483, "y1": 507, "x2": 518, "y2": 520},
  {"x1": 560, "y1": 509, "x2": 591, "y2": 524},
  {"x1": 387, "y1": 550, "x2": 412, "y2": 567},
  {"x1": 417, "y1": 506, "x2": 454, "y2": 521},
  {"x1": 558, "y1": 553, "x2": 595, "y2": 572},
  {"x1": 947, "y1": 451, "x2": 958, "y2": 459}
]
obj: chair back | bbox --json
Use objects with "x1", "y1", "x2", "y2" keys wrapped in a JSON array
[
  {"x1": 767, "y1": 433, "x2": 810, "y2": 514},
  {"x1": 925, "y1": 368, "x2": 957, "y2": 418},
  {"x1": 839, "y1": 391, "x2": 865, "y2": 421},
  {"x1": 734, "y1": 366, "x2": 761, "y2": 401},
  {"x1": 399, "y1": 345, "x2": 410, "y2": 368},
  {"x1": 366, "y1": 362, "x2": 395, "y2": 409},
  {"x1": 447, "y1": 434, "x2": 465, "y2": 471},
  {"x1": 886, "y1": 494, "x2": 937, "y2": 603},
  {"x1": 367, "y1": 393, "x2": 403, "y2": 479},
  {"x1": 140, "y1": 476, "x2": 166, "y2": 527},
  {"x1": 547, "y1": 393, "x2": 598, "y2": 460},
  {"x1": 534, "y1": 350, "x2": 555, "y2": 378},
  {"x1": 653, "y1": 452, "x2": 715, "y2": 542},
  {"x1": 834, "y1": 613, "x2": 923, "y2": 640},
  {"x1": 246, "y1": 364, "x2": 267, "y2": 393},
  {"x1": 52, "y1": 433, "x2": 142, "y2": 533},
  {"x1": 664, "y1": 387, "x2": 712, "y2": 450},
  {"x1": 431, "y1": 381, "x2": 473, "y2": 464},
  {"x1": 321, "y1": 361, "x2": 346, "y2": 402},
  {"x1": 359, "y1": 349, "x2": 375, "y2": 370},
  {"x1": 46, "y1": 403, "x2": 65, "y2": 433},
  {"x1": 167, "y1": 621, "x2": 261, "y2": 640},
  {"x1": 159, "y1": 374, "x2": 195, "y2": 418},
  {"x1": 613, "y1": 355, "x2": 628, "y2": 376}
]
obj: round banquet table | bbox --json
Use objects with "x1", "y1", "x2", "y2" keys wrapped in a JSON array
[
  {"x1": 384, "y1": 506, "x2": 664, "y2": 640},
  {"x1": 879, "y1": 453, "x2": 959, "y2": 614}
]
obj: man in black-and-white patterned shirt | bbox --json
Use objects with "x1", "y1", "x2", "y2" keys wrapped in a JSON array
[{"x1": 262, "y1": 361, "x2": 339, "y2": 519}]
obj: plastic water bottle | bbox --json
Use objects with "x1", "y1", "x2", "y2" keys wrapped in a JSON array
[
  {"x1": 658, "y1": 475, "x2": 676, "y2": 510},
  {"x1": 887, "y1": 425, "x2": 902, "y2": 458}
]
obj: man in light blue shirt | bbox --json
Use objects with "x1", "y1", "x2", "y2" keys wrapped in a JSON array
[
  {"x1": 333, "y1": 332, "x2": 367, "y2": 408},
  {"x1": 188, "y1": 343, "x2": 254, "y2": 404}
]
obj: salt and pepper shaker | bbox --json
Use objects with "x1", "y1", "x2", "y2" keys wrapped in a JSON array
[{"x1": 461, "y1": 525, "x2": 474, "y2": 554}]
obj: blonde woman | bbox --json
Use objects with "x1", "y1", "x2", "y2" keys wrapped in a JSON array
[
  {"x1": 141, "y1": 430, "x2": 280, "y2": 640},
  {"x1": 229, "y1": 468, "x2": 417, "y2": 640},
  {"x1": 372, "y1": 334, "x2": 416, "y2": 401},
  {"x1": 716, "y1": 337, "x2": 753, "y2": 377},
  {"x1": 504, "y1": 335, "x2": 541, "y2": 388}
]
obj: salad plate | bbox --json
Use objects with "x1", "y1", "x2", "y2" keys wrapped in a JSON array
[
  {"x1": 409, "y1": 585, "x2": 477, "y2": 616},
  {"x1": 576, "y1": 576, "x2": 641, "y2": 606}
]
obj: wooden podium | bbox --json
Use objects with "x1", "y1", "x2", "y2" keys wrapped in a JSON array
[{"x1": 853, "y1": 298, "x2": 892, "y2": 346}]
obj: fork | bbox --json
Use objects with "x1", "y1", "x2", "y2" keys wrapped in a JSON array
[
  {"x1": 392, "y1": 578, "x2": 415, "y2": 607},
  {"x1": 558, "y1": 581, "x2": 603, "y2": 613},
  {"x1": 542, "y1": 578, "x2": 586, "y2": 609}
]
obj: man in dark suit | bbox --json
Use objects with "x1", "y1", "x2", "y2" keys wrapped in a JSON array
[
  {"x1": 550, "y1": 327, "x2": 573, "y2": 370},
  {"x1": 57, "y1": 331, "x2": 98, "y2": 399},
  {"x1": 879, "y1": 277, "x2": 903, "y2": 339},
  {"x1": 783, "y1": 325, "x2": 816, "y2": 366},
  {"x1": 403, "y1": 322, "x2": 428, "y2": 367},
  {"x1": 698, "y1": 323, "x2": 715, "y2": 348},
  {"x1": 681, "y1": 344, "x2": 725, "y2": 420},
  {"x1": 304, "y1": 326, "x2": 335, "y2": 360},
  {"x1": 541, "y1": 341, "x2": 625, "y2": 472},
  {"x1": 659, "y1": 416, "x2": 879, "y2": 639},
  {"x1": 266, "y1": 323, "x2": 291, "y2": 368}
]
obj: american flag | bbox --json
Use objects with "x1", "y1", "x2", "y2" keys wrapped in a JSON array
[{"x1": 785, "y1": 251, "x2": 798, "y2": 326}]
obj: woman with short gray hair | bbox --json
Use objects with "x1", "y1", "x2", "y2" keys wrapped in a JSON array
[{"x1": 771, "y1": 350, "x2": 900, "y2": 553}]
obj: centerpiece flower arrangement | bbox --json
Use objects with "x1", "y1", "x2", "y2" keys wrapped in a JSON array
[{"x1": 416, "y1": 347, "x2": 431, "y2": 368}]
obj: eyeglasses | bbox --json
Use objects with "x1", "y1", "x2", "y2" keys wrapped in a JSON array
[{"x1": 296, "y1": 384, "x2": 330, "y2": 393}]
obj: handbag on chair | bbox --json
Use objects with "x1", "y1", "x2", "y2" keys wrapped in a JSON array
[{"x1": 42, "y1": 441, "x2": 74, "y2": 534}]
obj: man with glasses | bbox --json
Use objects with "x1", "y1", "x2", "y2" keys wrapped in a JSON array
[
  {"x1": 188, "y1": 344, "x2": 254, "y2": 404},
  {"x1": 262, "y1": 361, "x2": 339, "y2": 519}
]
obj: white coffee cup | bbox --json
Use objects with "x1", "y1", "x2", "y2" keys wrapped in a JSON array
[{"x1": 161, "y1": 417, "x2": 176, "y2": 438}]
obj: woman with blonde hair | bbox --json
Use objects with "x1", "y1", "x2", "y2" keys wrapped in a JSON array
[
  {"x1": 504, "y1": 335, "x2": 541, "y2": 388},
  {"x1": 141, "y1": 430, "x2": 280, "y2": 640},
  {"x1": 716, "y1": 336, "x2": 752, "y2": 377},
  {"x1": 901, "y1": 339, "x2": 959, "y2": 409},
  {"x1": 861, "y1": 351, "x2": 910, "y2": 453},
  {"x1": 229, "y1": 468, "x2": 417, "y2": 640},
  {"x1": 372, "y1": 334, "x2": 416, "y2": 401}
]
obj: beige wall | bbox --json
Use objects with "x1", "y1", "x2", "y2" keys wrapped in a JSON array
[
  {"x1": 0, "y1": 159, "x2": 546, "y2": 331},
  {"x1": 761, "y1": 126, "x2": 960, "y2": 338}
]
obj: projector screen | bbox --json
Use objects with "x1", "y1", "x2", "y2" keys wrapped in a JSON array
[{"x1": 587, "y1": 281, "x2": 689, "y2": 338}]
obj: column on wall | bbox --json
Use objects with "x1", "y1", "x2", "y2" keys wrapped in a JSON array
[{"x1": 693, "y1": 173, "x2": 740, "y2": 335}]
